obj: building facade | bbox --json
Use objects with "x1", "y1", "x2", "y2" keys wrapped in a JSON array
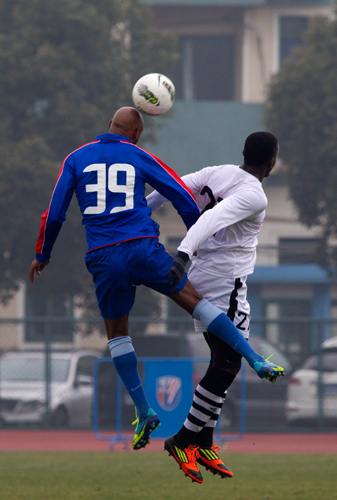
[
  {"x1": 142, "y1": 0, "x2": 336, "y2": 368},
  {"x1": 1, "y1": 0, "x2": 335, "y2": 367}
]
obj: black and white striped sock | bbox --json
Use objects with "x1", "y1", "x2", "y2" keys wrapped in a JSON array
[
  {"x1": 204, "y1": 391, "x2": 227, "y2": 430},
  {"x1": 183, "y1": 384, "x2": 224, "y2": 433},
  {"x1": 175, "y1": 366, "x2": 235, "y2": 448}
]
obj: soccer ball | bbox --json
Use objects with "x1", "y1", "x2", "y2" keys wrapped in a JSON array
[{"x1": 132, "y1": 73, "x2": 175, "y2": 116}]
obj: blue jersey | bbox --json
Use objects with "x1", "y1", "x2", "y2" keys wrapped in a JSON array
[{"x1": 35, "y1": 133, "x2": 200, "y2": 262}]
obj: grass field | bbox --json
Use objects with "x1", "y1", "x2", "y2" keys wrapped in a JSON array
[{"x1": 0, "y1": 452, "x2": 336, "y2": 500}]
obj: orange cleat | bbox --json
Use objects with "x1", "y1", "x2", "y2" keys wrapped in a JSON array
[
  {"x1": 164, "y1": 435, "x2": 203, "y2": 484},
  {"x1": 196, "y1": 445, "x2": 233, "y2": 479}
]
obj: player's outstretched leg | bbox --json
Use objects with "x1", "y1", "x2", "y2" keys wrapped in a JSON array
[
  {"x1": 196, "y1": 445, "x2": 233, "y2": 479},
  {"x1": 192, "y1": 300, "x2": 285, "y2": 382},
  {"x1": 252, "y1": 359, "x2": 285, "y2": 382},
  {"x1": 164, "y1": 435, "x2": 203, "y2": 484},
  {"x1": 132, "y1": 408, "x2": 160, "y2": 450}
]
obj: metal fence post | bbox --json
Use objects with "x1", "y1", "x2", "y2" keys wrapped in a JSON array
[
  {"x1": 317, "y1": 321, "x2": 324, "y2": 432},
  {"x1": 44, "y1": 299, "x2": 52, "y2": 427},
  {"x1": 179, "y1": 321, "x2": 186, "y2": 356}
]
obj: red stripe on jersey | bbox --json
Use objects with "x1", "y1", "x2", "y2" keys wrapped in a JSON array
[
  {"x1": 123, "y1": 142, "x2": 197, "y2": 203},
  {"x1": 35, "y1": 140, "x2": 100, "y2": 255},
  {"x1": 35, "y1": 211, "x2": 49, "y2": 255},
  {"x1": 85, "y1": 235, "x2": 158, "y2": 254}
]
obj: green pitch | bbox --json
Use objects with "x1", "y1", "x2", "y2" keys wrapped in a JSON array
[{"x1": 0, "y1": 452, "x2": 336, "y2": 500}]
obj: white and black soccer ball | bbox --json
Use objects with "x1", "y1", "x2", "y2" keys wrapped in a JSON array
[{"x1": 132, "y1": 73, "x2": 175, "y2": 116}]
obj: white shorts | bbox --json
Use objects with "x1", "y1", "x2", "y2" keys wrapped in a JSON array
[{"x1": 188, "y1": 265, "x2": 251, "y2": 338}]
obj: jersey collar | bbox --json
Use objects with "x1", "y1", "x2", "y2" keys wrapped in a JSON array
[{"x1": 95, "y1": 133, "x2": 131, "y2": 143}]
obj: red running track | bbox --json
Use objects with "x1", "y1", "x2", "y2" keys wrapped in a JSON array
[{"x1": 0, "y1": 430, "x2": 336, "y2": 453}]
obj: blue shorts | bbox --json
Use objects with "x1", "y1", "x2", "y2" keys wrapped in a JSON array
[{"x1": 84, "y1": 237, "x2": 187, "y2": 319}]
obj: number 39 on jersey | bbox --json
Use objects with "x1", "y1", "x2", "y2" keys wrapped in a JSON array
[{"x1": 83, "y1": 163, "x2": 136, "y2": 215}]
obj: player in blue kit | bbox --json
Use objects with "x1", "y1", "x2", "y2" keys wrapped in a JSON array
[{"x1": 29, "y1": 107, "x2": 284, "y2": 451}]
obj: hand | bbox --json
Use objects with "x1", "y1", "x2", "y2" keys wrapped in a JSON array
[
  {"x1": 165, "y1": 251, "x2": 190, "y2": 294},
  {"x1": 29, "y1": 259, "x2": 50, "y2": 283}
]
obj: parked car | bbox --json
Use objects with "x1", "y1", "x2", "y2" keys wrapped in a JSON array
[
  {"x1": 0, "y1": 350, "x2": 101, "y2": 428},
  {"x1": 286, "y1": 337, "x2": 337, "y2": 427},
  {"x1": 186, "y1": 333, "x2": 292, "y2": 431}
]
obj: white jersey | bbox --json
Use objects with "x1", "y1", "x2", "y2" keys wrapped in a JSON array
[{"x1": 147, "y1": 164, "x2": 267, "y2": 278}]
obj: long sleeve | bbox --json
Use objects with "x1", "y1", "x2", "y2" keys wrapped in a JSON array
[
  {"x1": 178, "y1": 189, "x2": 266, "y2": 258},
  {"x1": 146, "y1": 190, "x2": 168, "y2": 211},
  {"x1": 146, "y1": 171, "x2": 201, "y2": 219},
  {"x1": 141, "y1": 151, "x2": 200, "y2": 229},
  {"x1": 35, "y1": 157, "x2": 75, "y2": 262}
]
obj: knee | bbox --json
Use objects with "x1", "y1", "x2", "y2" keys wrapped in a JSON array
[
  {"x1": 213, "y1": 364, "x2": 241, "y2": 377},
  {"x1": 223, "y1": 366, "x2": 241, "y2": 376},
  {"x1": 103, "y1": 316, "x2": 129, "y2": 340}
]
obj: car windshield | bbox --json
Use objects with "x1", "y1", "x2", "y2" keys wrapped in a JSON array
[
  {"x1": 0, "y1": 357, "x2": 71, "y2": 382},
  {"x1": 302, "y1": 351, "x2": 337, "y2": 372}
]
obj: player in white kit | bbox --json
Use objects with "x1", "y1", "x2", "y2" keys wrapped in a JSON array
[{"x1": 147, "y1": 131, "x2": 279, "y2": 483}]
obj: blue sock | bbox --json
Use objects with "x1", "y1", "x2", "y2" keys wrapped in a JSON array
[
  {"x1": 192, "y1": 299, "x2": 265, "y2": 368},
  {"x1": 108, "y1": 336, "x2": 150, "y2": 419}
]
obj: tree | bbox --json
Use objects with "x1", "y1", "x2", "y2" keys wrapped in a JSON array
[
  {"x1": 265, "y1": 14, "x2": 337, "y2": 267},
  {"x1": 0, "y1": 0, "x2": 175, "y2": 324}
]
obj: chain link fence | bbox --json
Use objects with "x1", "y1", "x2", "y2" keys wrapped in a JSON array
[{"x1": 0, "y1": 316, "x2": 336, "y2": 432}]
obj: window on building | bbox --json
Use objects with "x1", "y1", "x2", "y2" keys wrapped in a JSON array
[
  {"x1": 279, "y1": 16, "x2": 309, "y2": 64},
  {"x1": 25, "y1": 290, "x2": 74, "y2": 343},
  {"x1": 278, "y1": 238, "x2": 322, "y2": 265},
  {"x1": 172, "y1": 35, "x2": 235, "y2": 101},
  {"x1": 264, "y1": 299, "x2": 311, "y2": 368}
]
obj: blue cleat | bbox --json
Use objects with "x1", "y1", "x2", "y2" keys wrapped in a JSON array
[
  {"x1": 252, "y1": 360, "x2": 285, "y2": 382},
  {"x1": 132, "y1": 408, "x2": 160, "y2": 450}
]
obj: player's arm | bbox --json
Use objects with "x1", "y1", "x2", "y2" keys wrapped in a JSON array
[
  {"x1": 29, "y1": 157, "x2": 75, "y2": 282},
  {"x1": 146, "y1": 170, "x2": 207, "y2": 214},
  {"x1": 142, "y1": 152, "x2": 200, "y2": 229},
  {"x1": 166, "y1": 189, "x2": 266, "y2": 291},
  {"x1": 179, "y1": 189, "x2": 266, "y2": 256},
  {"x1": 145, "y1": 189, "x2": 168, "y2": 211}
]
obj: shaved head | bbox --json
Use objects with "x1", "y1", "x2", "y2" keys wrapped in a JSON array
[{"x1": 109, "y1": 107, "x2": 144, "y2": 144}]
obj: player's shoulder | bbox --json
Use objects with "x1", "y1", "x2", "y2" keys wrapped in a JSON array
[
  {"x1": 66, "y1": 139, "x2": 102, "y2": 160},
  {"x1": 126, "y1": 143, "x2": 161, "y2": 164},
  {"x1": 203, "y1": 163, "x2": 237, "y2": 173},
  {"x1": 197, "y1": 163, "x2": 237, "y2": 180}
]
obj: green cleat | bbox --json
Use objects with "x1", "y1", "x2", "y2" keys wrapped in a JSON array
[{"x1": 132, "y1": 408, "x2": 160, "y2": 450}]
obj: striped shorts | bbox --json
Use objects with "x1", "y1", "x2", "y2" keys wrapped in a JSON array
[{"x1": 188, "y1": 265, "x2": 251, "y2": 339}]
